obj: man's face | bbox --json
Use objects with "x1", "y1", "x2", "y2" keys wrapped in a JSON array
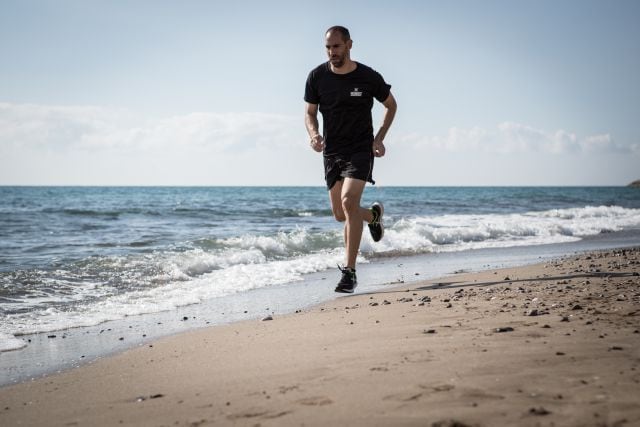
[{"x1": 325, "y1": 31, "x2": 351, "y2": 68}]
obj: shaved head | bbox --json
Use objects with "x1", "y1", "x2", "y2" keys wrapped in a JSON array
[{"x1": 325, "y1": 25, "x2": 350, "y2": 42}]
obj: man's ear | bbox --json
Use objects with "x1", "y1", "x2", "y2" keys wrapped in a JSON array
[{"x1": 347, "y1": 39, "x2": 353, "y2": 49}]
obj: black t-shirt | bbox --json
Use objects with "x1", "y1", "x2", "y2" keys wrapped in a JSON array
[{"x1": 304, "y1": 62, "x2": 391, "y2": 156}]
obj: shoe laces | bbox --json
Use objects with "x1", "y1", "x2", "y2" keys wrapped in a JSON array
[
  {"x1": 338, "y1": 265, "x2": 356, "y2": 277},
  {"x1": 369, "y1": 207, "x2": 380, "y2": 225}
]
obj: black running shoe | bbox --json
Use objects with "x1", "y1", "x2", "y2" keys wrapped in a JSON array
[
  {"x1": 335, "y1": 266, "x2": 357, "y2": 293},
  {"x1": 368, "y1": 202, "x2": 384, "y2": 242}
]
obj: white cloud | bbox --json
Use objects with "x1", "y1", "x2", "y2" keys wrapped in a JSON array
[
  {"x1": 4, "y1": 103, "x2": 632, "y2": 158},
  {"x1": 0, "y1": 102, "x2": 300, "y2": 153},
  {"x1": 1, "y1": 102, "x2": 637, "y2": 186},
  {"x1": 405, "y1": 121, "x2": 636, "y2": 155},
  {"x1": 0, "y1": 102, "x2": 317, "y2": 185}
]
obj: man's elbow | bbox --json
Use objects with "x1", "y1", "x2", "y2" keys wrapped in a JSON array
[{"x1": 384, "y1": 94, "x2": 397, "y2": 111}]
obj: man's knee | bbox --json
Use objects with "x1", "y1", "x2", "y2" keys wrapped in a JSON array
[
  {"x1": 332, "y1": 206, "x2": 346, "y2": 222},
  {"x1": 341, "y1": 194, "x2": 359, "y2": 215}
]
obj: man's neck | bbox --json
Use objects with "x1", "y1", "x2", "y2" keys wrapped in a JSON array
[{"x1": 330, "y1": 59, "x2": 357, "y2": 75}]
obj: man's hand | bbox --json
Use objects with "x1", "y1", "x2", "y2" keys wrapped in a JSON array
[
  {"x1": 305, "y1": 103, "x2": 324, "y2": 152},
  {"x1": 372, "y1": 92, "x2": 396, "y2": 158},
  {"x1": 373, "y1": 138, "x2": 386, "y2": 157},
  {"x1": 310, "y1": 134, "x2": 325, "y2": 152}
]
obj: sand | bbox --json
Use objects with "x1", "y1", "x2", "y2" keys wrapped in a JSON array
[{"x1": 1, "y1": 247, "x2": 639, "y2": 426}]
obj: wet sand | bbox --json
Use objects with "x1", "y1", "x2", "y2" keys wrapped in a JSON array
[{"x1": 1, "y1": 247, "x2": 639, "y2": 426}]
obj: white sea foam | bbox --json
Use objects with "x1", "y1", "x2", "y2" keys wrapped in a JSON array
[
  {"x1": 218, "y1": 228, "x2": 337, "y2": 257},
  {"x1": 0, "y1": 333, "x2": 27, "y2": 352},
  {"x1": 1, "y1": 249, "x2": 349, "y2": 339},
  {"x1": 1, "y1": 204, "x2": 638, "y2": 349},
  {"x1": 361, "y1": 205, "x2": 640, "y2": 254}
]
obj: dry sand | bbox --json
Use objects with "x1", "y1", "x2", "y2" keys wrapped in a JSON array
[{"x1": 1, "y1": 247, "x2": 639, "y2": 426}]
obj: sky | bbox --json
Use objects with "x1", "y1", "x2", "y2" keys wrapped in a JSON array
[{"x1": 1, "y1": 0, "x2": 639, "y2": 186}]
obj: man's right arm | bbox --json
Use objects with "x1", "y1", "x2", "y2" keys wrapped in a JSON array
[{"x1": 305, "y1": 102, "x2": 324, "y2": 152}]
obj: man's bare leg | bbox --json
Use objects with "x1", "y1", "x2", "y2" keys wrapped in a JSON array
[
  {"x1": 329, "y1": 179, "x2": 374, "y2": 268},
  {"x1": 328, "y1": 181, "x2": 349, "y2": 253}
]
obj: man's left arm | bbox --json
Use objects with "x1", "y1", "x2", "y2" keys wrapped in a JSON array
[{"x1": 373, "y1": 92, "x2": 397, "y2": 157}]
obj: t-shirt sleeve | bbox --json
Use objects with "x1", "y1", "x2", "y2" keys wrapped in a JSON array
[
  {"x1": 304, "y1": 70, "x2": 319, "y2": 104},
  {"x1": 371, "y1": 70, "x2": 391, "y2": 103}
]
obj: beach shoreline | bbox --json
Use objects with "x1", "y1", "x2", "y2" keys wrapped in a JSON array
[
  {"x1": 1, "y1": 246, "x2": 639, "y2": 426},
  {"x1": 3, "y1": 231, "x2": 639, "y2": 388}
]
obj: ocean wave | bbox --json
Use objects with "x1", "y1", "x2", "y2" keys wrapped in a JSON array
[
  {"x1": 171, "y1": 206, "x2": 332, "y2": 218},
  {"x1": 1, "y1": 249, "x2": 348, "y2": 339},
  {"x1": 361, "y1": 205, "x2": 640, "y2": 254},
  {"x1": 1, "y1": 204, "x2": 639, "y2": 350},
  {"x1": 49, "y1": 208, "x2": 123, "y2": 218},
  {"x1": 216, "y1": 228, "x2": 341, "y2": 257},
  {"x1": 0, "y1": 332, "x2": 27, "y2": 352}
]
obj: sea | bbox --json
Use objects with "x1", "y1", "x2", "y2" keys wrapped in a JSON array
[{"x1": 1, "y1": 186, "x2": 640, "y2": 382}]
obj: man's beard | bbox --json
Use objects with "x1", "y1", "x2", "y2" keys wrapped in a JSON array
[{"x1": 330, "y1": 55, "x2": 345, "y2": 68}]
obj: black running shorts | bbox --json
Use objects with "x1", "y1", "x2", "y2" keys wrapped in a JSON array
[{"x1": 324, "y1": 151, "x2": 375, "y2": 190}]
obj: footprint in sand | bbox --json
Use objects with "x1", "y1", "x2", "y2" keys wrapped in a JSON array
[
  {"x1": 296, "y1": 396, "x2": 333, "y2": 406},
  {"x1": 227, "y1": 409, "x2": 292, "y2": 420},
  {"x1": 385, "y1": 384, "x2": 456, "y2": 402},
  {"x1": 419, "y1": 384, "x2": 456, "y2": 393},
  {"x1": 382, "y1": 391, "x2": 424, "y2": 402}
]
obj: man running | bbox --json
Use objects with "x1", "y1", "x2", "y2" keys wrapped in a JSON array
[{"x1": 304, "y1": 25, "x2": 397, "y2": 293}]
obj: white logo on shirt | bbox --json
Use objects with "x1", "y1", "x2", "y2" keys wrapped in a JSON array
[{"x1": 350, "y1": 87, "x2": 362, "y2": 97}]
